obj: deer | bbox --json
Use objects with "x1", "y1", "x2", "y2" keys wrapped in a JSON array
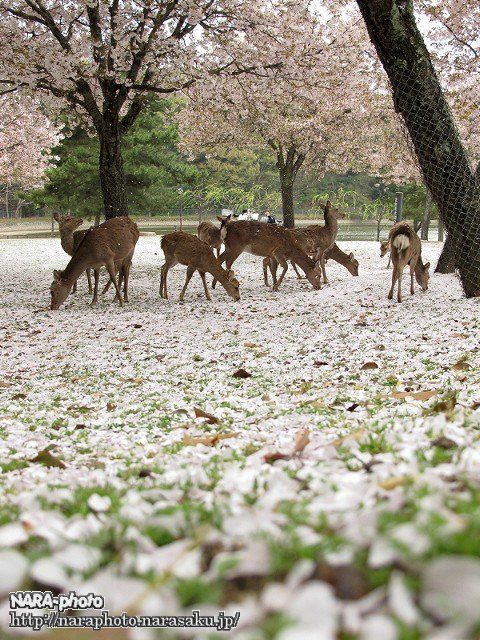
[
  {"x1": 50, "y1": 217, "x2": 139, "y2": 310},
  {"x1": 264, "y1": 201, "x2": 348, "y2": 285},
  {"x1": 53, "y1": 213, "x2": 93, "y2": 294},
  {"x1": 197, "y1": 220, "x2": 222, "y2": 257},
  {"x1": 214, "y1": 219, "x2": 322, "y2": 291},
  {"x1": 266, "y1": 238, "x2": 358, "y2": 285},
  {"x1": 387, "y1": 222, "x2": 430, "y2": 303},
  {"x1": 160, "y1": 231, "x2": 240, "y2": 302}
]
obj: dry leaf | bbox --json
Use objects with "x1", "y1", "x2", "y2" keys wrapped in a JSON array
[
  {"x1": 379, "y1": 476, "x2": 408, "y2": 490},
  {"x1": 194, "y1": 407, "x2": 219, "y2": 424},
  {"x1": 432, "y1": 436, "x2": 457, "y2": 450},
  {"x1": 361, "y1": 362, "x2": 379, "y2": 370},
  {"x1": 107, "y1": 402, "x2": 116, "y2": 411},
  {"x1": 232, "y1": 368, "x2": 252, "y2": 379},
  {"x1": 244, "y1": 342, "x2": 258, "y2": 348},
  {"x1": 453, "y1": 359, "x2": 470, "y2": 371},
  {"x1": 29, "y1": 447, "x2": 66, "y2": 469},
  {"x1": 392, "y1": 389, "x2": 439, "y2": 401},
  {"x1": 329, "y1": 429, "x2": 366, "y2": 447},
  {"x1": 293, "y1": 428, "x2": 311, "y2": 455},
  {"x1": 182, "y1": 432, "x2": 238, "y2": 447}
]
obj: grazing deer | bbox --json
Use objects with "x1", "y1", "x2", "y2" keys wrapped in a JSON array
[
  {"x1": 160, "y1": 231, "x2": 240, "y2": 302},
  {"x1": 266, "y1": 239, "x2": 358, "y2": 285},
  {"x1": 215, "y1": 220, "x2": 322, "y2": 291},
  {"x1": 388, "y1": 223, "x2": 430, "y2": 303},
  {"x1": 50, "y1": 217, "x2": 139, "y2": 310},
  {"x1": 53, "y1": 213, "x2": 92, "y2": 293},
  {"x1": 197, "y1": 220, "x2": 222, "y2": 257}
]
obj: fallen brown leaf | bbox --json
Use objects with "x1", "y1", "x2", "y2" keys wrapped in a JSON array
[
  {"x1": 392, "y1": 389, "x2": 439, "y2": 401},
  {"x1": 432, "y1": 436, "x2": 457, "y2": 450},
  {"x1": 194, "y1": 407, "x2": 219, "y2": 424},
  {"x1": 379, "y1": 476, "x2": 408, "y2": 490},
  {"x1": 182, "y1": 432, "x2": 238, "y2": 447},
  {"x1": 293, "y1": 428, "x2": 311, "y2": 455},
  {"x1": 29, "y1": 447, "x2": 66, "y2": 469},
  {"x1": 329, "y1": 429, "x2": 366, "y2": 448},
  {"x1": 232, "y1": 368, "x2": 252, "y2": 379},
  {"x1": 107, "y1": 402, "x2": 116, "y2": 411},
  {"x1": 361, "y1": 362, "x2": 379, "y2": 370}
]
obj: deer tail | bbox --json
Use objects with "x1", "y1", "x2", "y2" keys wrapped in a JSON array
[{"x1": 392, "y1": 234, "x2": 410, "y2": 254}]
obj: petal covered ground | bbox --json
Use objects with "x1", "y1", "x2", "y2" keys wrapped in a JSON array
[{"x1": 0, "y1": 237, "x2": 480, "y2": 640}]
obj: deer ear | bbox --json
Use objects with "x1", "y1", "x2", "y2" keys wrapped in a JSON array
[
  {"x1": 424, "y1": 262, "x2": 430, "y2": 270},
  {"x1": 217, "y1": 216, "x2": 225, "y2": 223},
  {"x1": 53, "y1": 269, "x2": 62, "y2": 282},
  {"x1": 348, "y1": 252, "x2": 354, "y2": 259},
  {"x1": 326, "y1": 200, "x2": 332, "y2": 208}
]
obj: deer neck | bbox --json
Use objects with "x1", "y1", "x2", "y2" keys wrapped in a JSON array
[
  {"x1": 59, "y1": 229, "x2": 75, "y2": 255},
  {"x1": 324, "y1": 212, "x2": 338, "y2": 239},
  {"x1": 61, "y1": 250, "x2": 91, "y2": 285},
  {"x1": 208, "y1": 260, "x2": 231, "y2": 286},
  {"x1": 291, "y1": 245, "x2": 315, "y2": 273}
]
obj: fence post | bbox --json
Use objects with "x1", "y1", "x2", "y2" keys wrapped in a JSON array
[
  {"x1": 395, "y1": 192, "x2": 403, "y2": 222},
  {"x1": 51, "y1": 209, "x2": 54, "y2": 237}
]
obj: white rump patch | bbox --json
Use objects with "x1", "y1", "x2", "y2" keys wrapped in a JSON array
[{"x1": 392, "y1": 234, "x2": 410, "y2": 251}]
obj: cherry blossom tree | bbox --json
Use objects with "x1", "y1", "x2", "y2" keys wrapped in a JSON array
[
  {"x1": 179, "y1": 9, "x2": 417, "y2": 227},
  {"x1": 0, "y1": 94, "x2": 59, "y2": 214},
  {"x1": 0, "y1": 0, "x2": 295, "y2": 219}
]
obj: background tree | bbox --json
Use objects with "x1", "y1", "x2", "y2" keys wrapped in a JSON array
[
  {"x1": 0, "y1": 0, "x2": 293, "y2": 219},
  {"x1": 355, "y1": 0, "x2": 480, "y2": 295},
  {"x1": 0, "y1": 94, "x2": 59, "y2": 215}
]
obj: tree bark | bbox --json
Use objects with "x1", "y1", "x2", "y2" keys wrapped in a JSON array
[
  {"x1": 275, "y1": 145, "x2": 305, "y2": 229},
  {"x1": 421, "y1": 189, "x2": 431, "y2": 240},
  {"x1": 356, "y1": 0, "x2": 480, "y2": 297},
  {"x1": 436, "y1": 232, "x2": 456, "y2": 273},
  {"x1": 98, "y1": 118, "x2": 128, "y2": 219}
]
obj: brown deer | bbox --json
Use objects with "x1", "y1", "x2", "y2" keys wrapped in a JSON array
[
  {"x1": 388, "y1": 223, "x2": 430, "y2": 303},
  {"x1": 197, "y1": 220, "x2": 222, "y2": 257},
  {"x1": 53, "y1": 213, "x2": 92, "y2": 293},
  {"x1": 266, "y1": 239, "x2": 358, "y2": 285},
  {"x1": 215, "y1": 220, "x2": 322, "y2": 291},
  {"x1": 50, "y1": 217, "x2": 139, "y2": 310},
  {"x1": 160, "y1": 232, "x2": 240, "y2": 302},
  {"x1": 310, "y1": 201, "x2": 346, "y2": 283}
]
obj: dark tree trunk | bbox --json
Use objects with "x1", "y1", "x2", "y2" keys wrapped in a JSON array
[
  {"x1": 98, "y1": 118, "x2": 128, "y2": 219},
  {"x1": 275, "y1": 145, "x2": 305, "y2": 229},
  {"x1": 356, "y1": 0, "x2": 480, "y2": 297},
  {"x1": 421, "y1": 189, "x2": 431, "y2": 240},
  {"x1": 436, "y1": 232, "x2": 457, "y2": 273},
  {"x1": 280, "y1": 179, "x2": 295, "y2": 228}
]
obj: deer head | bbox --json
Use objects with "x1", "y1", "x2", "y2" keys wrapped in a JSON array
[
  {"x1": 307, "y1": 262, "x2": 323, "y2": 290},
  {"x1": 50, "y1": 270, "x2": 72, "y2": 310},
  {"x1": 380, "y1": 240, "x2": 389, "y2": 257},
  {"x1": 321, "y1": 200, "x2": 346, "y2": 220},
  {"x1": 416, "y1": 261, "x2": 430, "y2": 291},
  {"x1": 225, "y1": 269, "x2": 240, "y2": 301},
  {"x1": 54, "y1": 213, "x2": 84, "y2": 233},
  {"x1": 348, "y1": 252, "x2": 359, "y2": 276}
]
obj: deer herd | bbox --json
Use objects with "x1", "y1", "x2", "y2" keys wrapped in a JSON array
[{"x1": 50, "y1": 202, "x2": 430, "y2": 310}]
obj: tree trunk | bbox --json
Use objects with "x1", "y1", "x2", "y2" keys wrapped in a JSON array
[
  {"x1": 275, "y1": 145, "x2": 305, "y2": 229},
  {"x1": 280, "y1": 178, "x2": 295, "y2": 228},
  {"x1": 436, "y1": 232, "x2": 456, "y2": 273},
  {"x1": 98, "y1": 119, "x2": 128, "y2": 219},
  {"x1": 356, "y1": 0, "x2": 480, "y2": 297},
  {"x1": 421, "y1": 189, "x2": 431, "y2": 240},
  {"x1": 438, "y1": 214, "x2": 444, "y2": 241}
]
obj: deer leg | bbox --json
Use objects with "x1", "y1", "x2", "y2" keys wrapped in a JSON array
[
  {"x1": 106, "y1": 260, "x2": 124, "y2": 306},
  {"x1": 320, "y1": 254, "x2": 328, "y2": 284},
  {"x1": 387, "y1": 253, "x2": 392, "y2": 269},
  {"x1": 180, "y1": 265, "x2": 195, "y2": 301},
  {"x1": 123, "y1": 262, "x2": 131, "y2": 302},
  {"x1": 160, "y1": 264, "x2": 169, "y2": 299},
  {"x1": 86, "y1": 269, "x2": 93, "y2": 295},
  {"x1": 113, "y1": 266, "x2": 124, "y2": 303},
  {"x1": 270, "y1": 258, "x2": 279, "y2": 286},
  {"x1": 91, "y1": 269, "x2": 100, "y2": 305},
  {"x1": 291, "y1": 261, "x2": 302, "y2": 280},
  {"x1": 388, "y1": 265, "x2": 397, "y2": 300},
  {"x1": 397, "y1": 266, "x2": 403, "y2": 303},
  {"x1": 272, "y1": 255, "x2": 288, "y2": 291},
  {"x1": 409, "y1": 261, "x2": 415, "y2": 296},
  {"x1": 199, "y1": 271, "x2": 212, "y2": 301},
  {"x1": 263, "y1": 257, "x2": 270, "y2": 286},
  {"x1": 73, "y1": 280, "x2": 78, "y2": 294}
]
